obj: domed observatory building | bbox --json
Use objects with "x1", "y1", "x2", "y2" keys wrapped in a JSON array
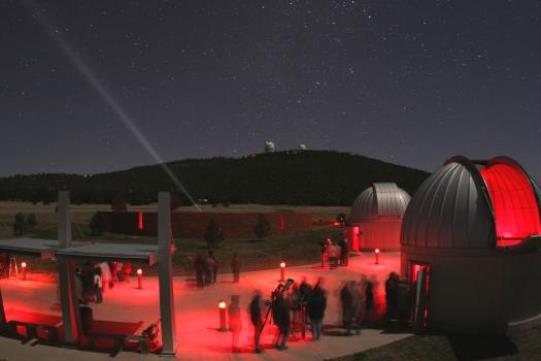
[
  {"x1": 401, "y1": 156, "x2": 541, "y2": 333},
  {"x1": 349, "y1": 183, "x2": 410, "y2": 251}
]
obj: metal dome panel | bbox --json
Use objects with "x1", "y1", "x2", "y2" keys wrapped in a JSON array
[
  {"x1": 350, "y1": 183, "x2": 410, "y2": 223},
  {"x1": 401, "y1": 162, "x2": 495, "y2": 248}
]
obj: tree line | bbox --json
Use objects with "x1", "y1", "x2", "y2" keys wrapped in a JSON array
[{"x1": 0, "y1": 151, "x2": 429, "y2": 206}]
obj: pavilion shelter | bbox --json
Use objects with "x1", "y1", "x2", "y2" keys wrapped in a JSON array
[
  {"x1": 0, "y1": 191, "x2": 177, "y2": 355},
  {"x1": 401, "y1": 156, "x2": 541, "y2": 333}
]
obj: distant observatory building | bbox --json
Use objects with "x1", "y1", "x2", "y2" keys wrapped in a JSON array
[
  {"x1": 298, "y1": 144, "x2": 307, "y2": 151},
  {"x1": 264, "y1": 140, "x2": 276, "y2": 153},
  {"x1": 401, "y1": 156, "x2": 541, "y2": 333},
  {"x1": 348, "y1": 183, "x2": 410, "y2": 251}
]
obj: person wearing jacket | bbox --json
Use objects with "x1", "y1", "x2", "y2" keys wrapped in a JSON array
[{"x1": 307, "y1": 283, "x2": 327, "y2": 341}]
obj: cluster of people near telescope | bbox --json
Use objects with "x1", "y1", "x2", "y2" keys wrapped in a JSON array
[{"x1": 222, "y1": 272, "x2": 401, "y2": 353}]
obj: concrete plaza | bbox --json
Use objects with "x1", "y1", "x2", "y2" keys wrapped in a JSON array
[{"x1": 0, "y1": 252, "x2": 410, "y2": 361}]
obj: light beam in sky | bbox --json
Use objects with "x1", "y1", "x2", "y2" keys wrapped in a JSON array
[{"x1": 23, "y1": 0, "x2": 201, "y2": 211}]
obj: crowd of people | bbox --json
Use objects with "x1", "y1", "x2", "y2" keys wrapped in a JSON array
[
  {"x1": 192, "y1": 251, "x2": 240, "y2": 287},
  {"x1": 245, "y1": 277, "x2": 329, "y2": 353},
  {"x1": 75, "y1": 260, "x2": 133, "y2": 304},
  {"x1": 320, "y1": 235, "x2": 350, "y2": 268}
]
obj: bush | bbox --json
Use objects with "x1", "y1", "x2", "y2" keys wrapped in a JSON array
[
  {"x1": 204, "y1": 218, "x2": 224, "y2": 248},
  {"x1": 13, "y1": 213, "x2": 28, "y2": 235},
  {"x1": 253, "y1": 214, "x2": 271, "y2": 240},
  {"x1": 26, "y1": 213, "x2": 38, "y2": 229},
  {"x1": 89, "y1": 212, "x2": 105, "y2": 236}
]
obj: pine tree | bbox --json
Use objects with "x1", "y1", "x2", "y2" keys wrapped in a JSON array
[
  {"x1": 13, "y1": 213, "x2": 28, "y2": 235},
  {"x1": 253, "y1": 214, "x2": 271, "y2": 241},
  {"x1": 204, "y1": 218, "x2": 224, "y2": 248}
]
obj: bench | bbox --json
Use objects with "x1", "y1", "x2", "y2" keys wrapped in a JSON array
[{"x1": 86, "y1": 319, "x2": 160, "y2": 355}]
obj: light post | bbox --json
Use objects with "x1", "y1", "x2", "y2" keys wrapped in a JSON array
[
  {"x1": 137, "y1": 268, "x2": 143, "y2": 289},
  {"x1": 280, "y1": 262, "x2": 286, "y2": 282},
  {"x1": 21, "y1": 262, "x2": 27, "y2": 281},
  {"x1": 375, "y1": 248, "x2": 380, "y2": 265},
  {"x1": 218, "y1": 300, "x2": 227, "y2": 331}
]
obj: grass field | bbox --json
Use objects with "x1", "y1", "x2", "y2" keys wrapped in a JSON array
[{"x1": 0, "y1": 201, "x2": 348, "y2": 275}]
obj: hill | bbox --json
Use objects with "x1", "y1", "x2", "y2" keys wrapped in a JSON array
[{"x1": 0, "y1": 150, "x2": 429, "y2": 206}]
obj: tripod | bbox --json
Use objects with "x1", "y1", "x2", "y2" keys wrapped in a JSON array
[{"x1": 256, "y1": 279, "x2": 295, "y2": 345}]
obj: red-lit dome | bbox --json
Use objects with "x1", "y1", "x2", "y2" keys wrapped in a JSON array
[
  {"x1": 402, "y1": 156, "x2": 541, "y2": 249},
  {"x1": 480, "y1": 158, "x2": 541, "y2": 247}
]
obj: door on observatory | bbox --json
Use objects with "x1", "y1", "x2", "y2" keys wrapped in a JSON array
[{"x1": 410, "y1": 263, "x2": 430, "y2": 332}]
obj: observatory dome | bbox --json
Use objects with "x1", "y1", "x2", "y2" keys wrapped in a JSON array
[
  {"x1": 401, "y1": 156, "x2": 541, "y2": 249},
  {"x1": 350, "y1": 183, "x2": 410, "y2": 224}
]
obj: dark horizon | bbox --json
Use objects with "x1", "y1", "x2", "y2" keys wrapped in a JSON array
[{"x1": 1, "y1": 1, "x2": 540, "y2": 181}]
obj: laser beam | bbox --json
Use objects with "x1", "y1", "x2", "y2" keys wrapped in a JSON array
[{"x1": 24, "y1": 1, "x2": 201, "y2": 211}]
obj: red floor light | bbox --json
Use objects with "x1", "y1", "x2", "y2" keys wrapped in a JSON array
[
  {"x1": 374, "y1": 248, "x2": 380, "y2": 264},
  {"x1": 137, "y1": 268, "x2": 143, "y2": 289},
  {"x1": 218, "y1": 300, "x2": 227, "y2": 331},
  {"x1": 280, "y1": 262, "x2": 286, "y2": 281},
  {"x1": 21, "y1": 262, "x2": 27, "y2": 281}
]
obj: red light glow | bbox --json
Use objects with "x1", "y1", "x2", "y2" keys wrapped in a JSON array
[
  {"x1": 480, "y1": 163, "x2": 541, "y2": 247},
  {"x1": 218, "y1": 301, "x2": 226, "y2": 309},
  {"x1": 21, "y1": 262, "x2": 27, "y2": 268},
  {"x1": 137, "y1": 211, "x2": 144, "y2": 231},
  {"x1": 136, "y1": 268, "x2": 143, "y2": 275},
  {"x1": 280, "y1": 262, "x2": 286, "y2": 268},
  {"x1": 375, "y1": 248, "x2": 380, "y2": 254}
]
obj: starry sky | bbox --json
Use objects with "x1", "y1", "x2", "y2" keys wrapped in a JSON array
[{"x1": 1, "y1": 0, "x2": 540, "y2": 180}]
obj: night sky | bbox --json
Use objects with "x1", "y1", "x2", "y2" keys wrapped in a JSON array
[{"x1": 1, "y1": 0, "x2": 540, "y2": 180}]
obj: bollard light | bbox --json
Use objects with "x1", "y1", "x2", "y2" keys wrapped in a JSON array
[
  {"x1": 218, "y1": 300, "x2": 227, "y2": 331},
  {"x1": 280, "y1": 262, "x2": 286, "y2": 281},
  {"x1": 375, "y1": 248, "x2": 380, "y2": 265},
  {"x1": 137, "y1": 268, "x2": 143, "y2": 289},
  {"x1": 21, "y1": 262, "x2": 27, "y2": 281}
]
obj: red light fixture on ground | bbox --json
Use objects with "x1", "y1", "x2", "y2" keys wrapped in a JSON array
[
  {"x1": 21, "y1": 261, "x2": 27, "y2": 281},
  {"x1": 374, "y1": 248, "x2": 380, "y2": 264},
  {"x1": 280, "y1": 262, "x2": 286, "y2": 281},
  {"x1": 218, "y1": 300, "x2": 227, "y2": 331},
  {"x1": 137, "y1": 268, "x2": 143, "y2": 289}
]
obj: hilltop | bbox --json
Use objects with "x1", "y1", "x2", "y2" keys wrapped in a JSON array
[{"x1": 0, "y1": 150, "x2": 429, "y2": 206}]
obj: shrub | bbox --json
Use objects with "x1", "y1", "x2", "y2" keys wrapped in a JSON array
[
  {"x1": 253, "y1": 214, "x2": 271, "y2": 240},
  {"x1": 204, "y1": 218, "x2": 224, "y2": 248},
  {"x1": 13, "y1": 213, "x2": 28, "y2": 235},
  {"x1": 89, "y1": 212, "x2": 105, "y2": 236},
  {"x1": 26, "y1": 213, "x2": 38, "y2": 229}
]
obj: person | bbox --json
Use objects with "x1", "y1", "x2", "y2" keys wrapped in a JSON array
[
  {"x1": 96, "y1": 262, "x2": 112, "y2": 291},
  {"x1": 288, "y1": 284, "x2": 302, "y2": 328},
  {"x1": 320, "y1": 241, "x2": 327, "y2": 268},
  {"x1": 94, "y1": 268, "x2": 103, "y2": 304},
  {"x1": 385, "y1": 272, "x2": 399, "y2": 326},
  {"x1": 249, "y1": 291, "x2": 264, "y2": 353},
  {"x1": 231, "y1": 253, "x2": 240, "y2": 283},
  {"x1": 273, "y1": 292, "x2": 290, "y2": 350},
  {"x1": 307, "y1": 281, "x2": 326, "y2": 341},
  {"x1": 340, "y1": 281, "x2": 354, "y2": 335},
  {"x1": 364, "y1": 276, "x2": 375, "y2": 325},
  {"x1": 228, "y1": 295, "x2": 242, "y2": 352},
  {"x1": 338, "y1": 237, "x2": 347, "y2": 266},
  {"x1": 204, "y1": 254, "x2": 213, "y2": 286},
  {"x1": 341, "y1": 236, "x2": 349, "y2": 266},
  {"x1": 350, "y1": 281, "x2": 362, "y2": 335},
  {"x1": 208, "y1": 251, "x2": 219, "y2": 283},
  {"x1": 121, "y1": 262, "x2": 132, "y2": 282},
  {"x1": 194, "y1": 253, "x2": 205, "y2": 288}
]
